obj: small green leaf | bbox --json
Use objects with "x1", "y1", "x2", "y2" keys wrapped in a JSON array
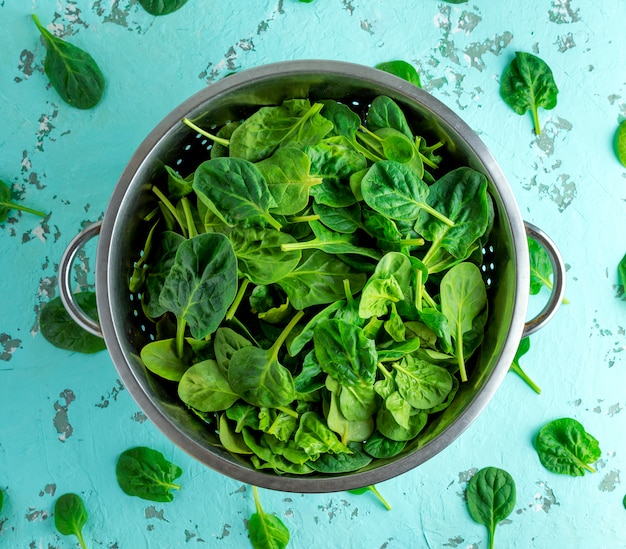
[
  {"x1": 249, "y1": 486, "x2": 290, "y2": 549},
  {"x1": 116, "y1": 447, "x2": 183, "y2": 502},
  {"x1": 618, "y1": 253, "x2": 626, "y2": 297},
  {"x1": 39, "y1": 293, "x2": 106, "y2": 354},
  {"x1": 54, "y1": 493, "x2": 88, "y2": 549},
  {"x1": 0, "y1": 179, "x2": 46, "y2": 222},
  {"x1": 375, "y1": 60, "x2": 421, "y2": 87},
  {"x1": 348, "y1": 484, "x2": 392, "y2": 510},
  {"x1": 466, "y1": 467, "x2": 516, "y2": 549},
  {"x1": 509, "y1": 337, "x2": 541, "y2": 394},
  {"x1": 137, "y1": 0, "x2": 188, "y2": 15},
  {"x1": 616, "y1": 121, "x2": 626, "y2": 167},
  {"x1": 32, "y1": 14, "x2": 105, "y2": 109}
]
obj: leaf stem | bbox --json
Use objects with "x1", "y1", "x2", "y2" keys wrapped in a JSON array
[
  {"x1": 180, "y1": 196, "x2": 197, "y2": 239},
  {"x1": 418, "y1": 202, "x2": 455, "y2": 227},
  {"x1": 252, "y1": 485, "x2": 263, "y2": 514},
  {"x1": 369, "y1": 485, "x2": 392, "y2": 511},
  {"x1": 456, "y1": 324, "x2": 468, "y2": 382},
  {"x1": 269, "y1": 310, "x2": 305, "y2": 361},
  {"x1": 152, "y1": 185, "x2": 187, "y2": 237},
  {"x1": 176, "y1": 317, "x2": 187, "y2": 358},
  {"x1": 532, "y1": 105, "x2": 542, "y2": 136},
  {"x1": 182, "y1": 118, "x2": 230, "y2": 147},
  {"x1": 76, "y1": 531, "x2": 87, "y2": 549},
  {"x1": 0, "y1": 200, "x2": 47, "y2": 218},
  {"x1": 510, "y1": 362, "x2": 541, "y2": 394},
  {"x1": 286, "y1": 214, "x2": 320, "y2": 223},
  {"x1": 225, "y1": 278, "x2": 250, "y2": 321}
]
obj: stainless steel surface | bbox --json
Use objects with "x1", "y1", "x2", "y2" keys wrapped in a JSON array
[{"x1": 61, "y1": 60, "x2": 562, "y2": 492}]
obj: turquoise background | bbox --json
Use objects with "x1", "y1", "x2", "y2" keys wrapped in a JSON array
[{"x1": 1, "y1": 0, "x2": 625, "y2": 547}]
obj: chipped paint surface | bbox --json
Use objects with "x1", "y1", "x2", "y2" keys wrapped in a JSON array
[{"x1": 0, "y1": 0, "x2": 625, "y2": 548}]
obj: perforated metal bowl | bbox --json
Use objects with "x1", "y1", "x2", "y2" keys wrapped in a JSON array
[{"x1": 59, "y1": 60, "x2": 565, "y2": 492}]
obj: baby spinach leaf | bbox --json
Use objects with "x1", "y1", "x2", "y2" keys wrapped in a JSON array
[
  {"x1": 313, "y1": 201, "x2": 362, "y2": 234},
  {"x1": 178, "y1": 359, "x2": 240, "y2": 412},
  {"x1": 314, "y1": 319, "x2": 378, "y2": 387},
  {"x1": 230, "y1": 99, "x2": 332, "y2": 162},
  {"x1": 348, "y1": 484, "x2": 392, "y2": 510},
  {"x1": 618, "y1": 253, "x2": 626, "y2": 297},
  {"x1": 339, "y1": 383, "x2": 378, "y2": 421},
  {"x1": 32, "y1": 14, "x2": 105, "y2": 109},
  {"x1": 249, "y1": 486, "x2": 290, "y2": 549},
  {"x1": 366, "y1": 95, "x2": 413, "y2": 140},
  {"x1": 327, "y1": 389, "x2": 375, "y2": 444},
  {"x1": 500, "y1": 51, "x2": 558, "y2": 135},
  {"x1": 361, "y1": 160, "x2": 454, "y2": 226},
  {"x1": 392, "y1": 356, "x2": 453, "y2": 409},
  {"x1": 116, "y1": 446, "x2": 182, "y2": 502},
  {"x1": 375, "y1": 60, "x2": 421, "y2": 87},
  {"x1": 440, "y1": 262, "x2": 487, "y2": 382},
  {"x1": 509, "y1": 337, "x2": 541, "y2": 394},
  {"x1": 0, "y1": 179, "x2": 46, "y2": 222},
  {"x1": 320, "y1": 100, "x2": 361, "y2": 141},
  {"x1": 137, "y1": 0, "x2": 188, "y2": 15},
  {"x1": 307, "y1": 441, "x2": 372, "y2": 473},
  {"x1": 256, "y1": 148, "x2": 323, "y2": 215},
  {"x1": 528, "y1": 236, "x2": 569, "y2": 303},
  {"x1": 376, "y1": 404, "x2": 427, "y2": 442},
  {"x1": 535, "y1": 418, "x2": 601, "y2": 476},
  {"x1": 466, "y1": 467, "x2": 516, "y2": 549},
  {"x1": 54, "y1": 493, "x2": 88, "y2": 549},
  {"x1": 294, "y1": 411, "x2": 351, "y2": 459},
  {"x1": 362, "y1": 431, "x2": 406, "y2": 459},
  {"x1": 214, "y1": 327, "x2": 253, "y2": 374},
  {"x1": 358, "y1": 276, "x2": 404, "y2": 319},
  {"x1": 193, "y1": 157, "x2": 282, "y2": 230},
  {"x1": 229, "y1": 227, "x2": 301, "y2": 285},
  {"x1": 418, "y1": 167, "x2": 490, "y2": 269},
  {"x1": 287, "y1": 300, "x2": 344, "y2": 356},
  {"x1": 278, "y1": 250, "x2": 366, "y2": 310},
  {"x1": 616, "y1": 120, "x2": 626, "y2": 167},
  {"x1": 140, "y1": 337, "x2": 192, "y2": 381},
  {"x1": 39, "y1": 292, "x2": 106, "y2": 354},
  {"x1": 159, "y1": 232, "x2": 238, "y2": 346},
  {"x1": 228, "y1": 312, "x2": 303, "y2": 408}
]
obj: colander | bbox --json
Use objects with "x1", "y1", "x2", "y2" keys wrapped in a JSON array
[{"x1": 58, "y1": 60, "x2": 565, "y2": 493}]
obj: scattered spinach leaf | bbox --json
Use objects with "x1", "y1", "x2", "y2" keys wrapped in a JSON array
[
  {"x1": 616, "y1": 120, "x2": 626, "y2": 167},
  {"x1": 54, "y1": 493, "x2": 88, "y2": 549},
  {"x1": 375, "y1": 60, "x2": 421, "y2": 87},
  {"x1": 249, "y1": 486, "x2": 290, "y2": 549},
  {"x1": 137, "y1": 0, "x2": 188, "y2": 16},
  {"x1": 528, "y1": 236, "x2": 569, "y2": 304},
  {"x1": 500, "y1": 51, "x2": 558, "y2": 135},
  {"x1": 116, "y1": 446, "x2": 183, "y2": 502},
  {"x1": 348, "y1": 484, "x2": 392, "y2": 510},
  {"x1": 39, "y1": 292, "x2": 106, "y2": 354},
  {"x1": 466, "y1": 467, "x2": 516, "y2": 549},
  {"x1": 0, "y1": 179, "x2": 46, "y2": 222},
  {"x1": 509, "y1": 337, "x2": 541, "y2": 394},
  {"x1": 535, "y1": 418, "x2": 601, "y2": 476},
  {"x1": 32, "y1": 14, "x2": 105, "y2": 109},
  {"x1": 618, "y1": 253, "x2": 626, "y2": 297}
]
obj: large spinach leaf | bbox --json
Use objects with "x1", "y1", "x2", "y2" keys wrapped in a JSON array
[{"x1": 137, "y1": 0, "x2": 188, "y2": 15}]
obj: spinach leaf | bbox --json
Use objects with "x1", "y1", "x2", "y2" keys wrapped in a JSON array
[
  {"x1": 140, "y1": 338, "x2": 192, "y2": 381},
  {"x1": 365, "y1": 96, "x2": 413, "y2": 140},
  {"x1": 249, "y1": 486, "x2": 290, "y2": 549},
  {"x1": 348, "y1": 484, "x2": 392, "y2": 510},
  {"x1": 616, "y1": 120, "x2": 626, "y2": 167},
  {"x1": 618, "y1": 253, "x2": 626, "y2": 297},
  {"x1": 116, "y1": 446, "x2": 182, "y2": 502},
  {"x1": 278, "y1": 250, "x2": 366, "y2": 310},
  {"x1": 313, "y1": 319, "x2": 378, "y2": 387},
  {"x1": 320, "y1": 100, "x2": 361, "y2": 141},
  {"x1": 227, "y1": 312, "x2": 303, "y2": 408},
  {"x1": 362, "y1": 431, "x2": 406, "y2": 459},
  {"x1": 229, "y1": 227, "x2": 301, "y2": 285},
  {"x1": 418, "y1": 167, "x2": 490, "y2": 270},
  {"x1": 500, "y1": 51, "x2": 558, "y2": 135},
  {"x1": 440, "y1": 262, "x2": 487, "y2": 382},
  {"x1": 294, "y1": 411, "x2": 351, "y2": 459},
  {"x1": 193, "y1": 157, "x2": 282, "y2": 230},
  {"x1": 256, "y1": 148, "x2": 323, "y2": 215},
  {"x1": 535, "y1": 418, "x2": 601, "y2": 476},
  {"x1": 392, "y1": 356, "x2": 453, "y2": 409},
  {"x1": 361, "y1": 160, "x2": 454, "y2": 226},
  {"x1": 39, "y1": 293, "x2": 106, "y2": 354},
  {"x1": 0, "y1": 179, "x2": 46, "y2": 222},
  {"x1": 54, "y1": 493, "x2": 88, "y2": 549},
  {"x1": 0, "y1": 488, "x2": 3, "y2": 513},
  {"x1": 327, "y1": 389, "x2": 375, "y2": 444},
  {"x1": 137, "y1": 0, "x2": 188, "y2": 15},
  {"x1": 287, "y1": 300, "x2": 344, "y2": 356},
  {"x1": 214, "y1": 327, "x2": 253, "y2": 374},
  {"x1": 528, "y1": 236, "x2": 569, "y2": 303},
  {"x1": 376, "y1": 404, "x2": 427, "y2": 442},
  {"x1": 375, "y1": 60, "x2": 421, "y2": 87},
  {"x1": 313, "y1": 201, "x2": 362, "y2": 234},
  {"x1": 178, "y1": 359, "x2": 240, "y2": 412},
  {"x1": 32, "y1": 14, "x2": 105, "y2": 109},
  {"x1": 159, "y1": 232, "x2": 238, "y2": 352},
  {"x1": 306, "y1": 441, "x2": 372, "y2": 473},
  {"x1": 509, "y1": 337, "x2": 541, "y2": 394},
  {"x1": 230, "y1": 99, "x2": 332, "y2": 162},
  {"x1": 466, "y1": 467, "x2": 516, "y2": 549}
]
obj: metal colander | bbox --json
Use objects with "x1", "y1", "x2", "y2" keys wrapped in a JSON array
[{"x1": 59, "y1": 60, "x2": 565, "y2": 493}]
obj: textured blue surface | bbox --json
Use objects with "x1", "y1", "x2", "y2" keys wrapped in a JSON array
[{"x1": 0, "y1": 1, "x2": 625, "y2": 548}]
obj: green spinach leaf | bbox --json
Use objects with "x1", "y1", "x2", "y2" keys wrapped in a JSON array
[
  {"x1": 116, "y1": 446, "x2": 183, "y2": 502},
  {"x1": 509, "y1": 337, "x2": 541, "y2": 394},
  {"x1": 500, "y1": 51, "x2": 558, "y2": 135},
  {"x1": 375, "y1": 60, "x2": 421, "y2": 87},
  {"x1": 616, "y1": 120, "x2": 626, "y2": 167},
  {"x1": 348, "y1": 484, "x2": 392, "y2": 510},
  {"x1": 32, "y1": 14, "x2": 105, "y2": 109},
  {"x1": 249, "y1": 486, "x2": 290, "y2": 549},
  {"x1": 0, "y1": 179, "x2": 46, "y2": 222},
  {"x1": 535, "y1": 418, "x2": 601, "y2": 476},
  {"x1": 466, "y1": 467, "x2": 516, "y2": 549},
  {"x1": 140, "y1": 338, "x2": 192, "y2": 381},
  {"x1": 618, "y1": 253, "x2": 626, "y2": 297},
  {"x1": 137, "y1": 0, "x2": 188, "y2": 15},
  {"x1": 54, "y1": 493, "x2": 88, "y2": 549},
  {"x1": 39, "y1": 292, "x2": 106, "y2": 354},
  {"x1": 178, "y1": 359, "x2": 240, "y2": 412}
]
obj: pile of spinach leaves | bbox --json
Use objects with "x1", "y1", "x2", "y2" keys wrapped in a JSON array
[{"x1": 130, "y1": 94, "x2": 494, "y2": 475}]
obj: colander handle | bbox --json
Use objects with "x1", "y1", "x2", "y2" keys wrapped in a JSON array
[
  {"x1": 523, "y1": 221, "x2": 566, "y2": 337},
  {"x1": 58, "y1": 221, "x2": 103, "y2": 338}
]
